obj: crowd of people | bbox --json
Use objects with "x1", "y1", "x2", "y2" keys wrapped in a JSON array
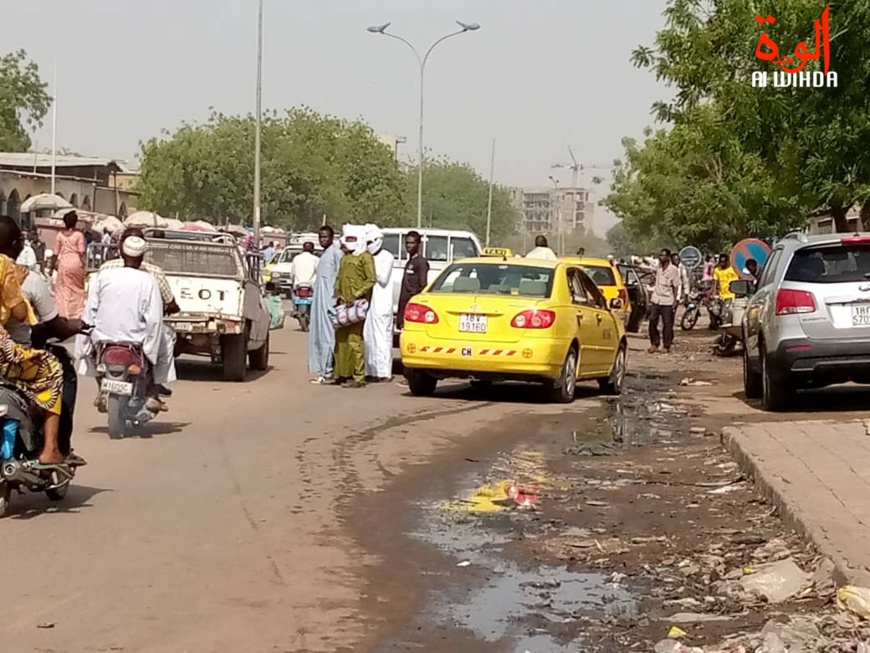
[{"x1": 305, "y1": 224, "x2": 428, "y2": 389}]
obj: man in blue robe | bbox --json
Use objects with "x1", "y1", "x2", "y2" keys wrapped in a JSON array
[{"x1": 309, "y1": 225, "x2": 343, "y2": 384}]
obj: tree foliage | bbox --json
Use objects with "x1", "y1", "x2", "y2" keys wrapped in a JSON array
[
  {"x1": 606, "y1": 0, "x2": 870, "y2": 249},
  {"x1": 138, "y1": 108, "x2": 405, "y2": 230},
  {"x1": 405, "y1": 159, "x2": 517, "y2": 241},
  {"x1": 0, "y1": 50, "x2": 51, "y2": 152}
]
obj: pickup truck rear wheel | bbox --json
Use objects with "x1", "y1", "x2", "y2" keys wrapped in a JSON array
[
  {"x1": 249, "y1": 334, "x2": 270, "y2": 371},
  {"x1": 222, "y1": 334, "x2": 248, "y2": 382}
]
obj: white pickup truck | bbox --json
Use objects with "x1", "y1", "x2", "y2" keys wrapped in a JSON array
[{"x1": 140, "y1": 232, "x2": 272, "y2": 382}]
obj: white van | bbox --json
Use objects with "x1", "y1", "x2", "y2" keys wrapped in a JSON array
[{"x1": 381, "y1": 228, "x2": 482, "y2": 328}]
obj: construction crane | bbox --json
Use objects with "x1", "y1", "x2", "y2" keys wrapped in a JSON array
[{"x1": 551, "y1": 146, "x2": 611, "y2": 188}]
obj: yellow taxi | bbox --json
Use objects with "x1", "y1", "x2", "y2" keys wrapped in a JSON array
[
  {"x1": 261, "y1": 249, "x2": 283, "y2": 284},
  {"x1": 560, "y1": 256, "x2": 635, "y2": 326},
  {"x1": 481, "y1": 246, "x2": 515, "y2": 258},
  {"x1": 400, "y1": 258, "x2": 627, "y2": 403}
]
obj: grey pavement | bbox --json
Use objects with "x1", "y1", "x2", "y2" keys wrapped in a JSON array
[{"x1": 726, "y1": 420, "x2": 870, "y2": 587}]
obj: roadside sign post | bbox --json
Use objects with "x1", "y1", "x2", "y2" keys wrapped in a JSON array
[
  {"x1": 730, "y1": 238, "x2": 772, "y2": 279},
  {"x1": 679, "y1": 246, "x2": 703, "y2": 270}
]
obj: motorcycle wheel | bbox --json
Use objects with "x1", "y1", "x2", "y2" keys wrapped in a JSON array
[
  {"x1": 0, "y1": 482, "x2": 9, "y2": 518},
  {"x1": 713, "y1": 335, "x2": 738, "y2": 357},
  {"x1": 681, "y1": 307, "x2": 700, "y2": 331},
  {"x1": 107, "y1": 394, "x2": 128, "y2": 440},
  {"x1": 46, "y1": 482, "x2": 69, "y2": 502},
  {"x1": 298, "y1": 313, "x2": 310, "y2": 332}
]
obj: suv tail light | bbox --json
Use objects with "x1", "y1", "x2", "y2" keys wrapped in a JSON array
[
  {"x1": 404, "y1": 302, "x2": 439, "y2": 324},
  {"x1": 841, "y1": 235, "x2": 870, "y2": 244},
  {"x1": 511, "y1": 309, "x2": 556, "y2": 329},
  {"x1": 775, "y1": 289, "x2": 816, "y2": 315}
]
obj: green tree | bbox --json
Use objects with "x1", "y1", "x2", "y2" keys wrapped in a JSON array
[
  {"x1": 610, "y1": 0, "x2": 870, "y2": 238},
  {"x1": 0, "y1": 50, "x2": 51, "y2": 151},
  {"x1": 137, "y1": 108, "x2": 405, "y2": 229},
  {"x1": 403, "y1": 160, "x2": 516, "y2": 242}
]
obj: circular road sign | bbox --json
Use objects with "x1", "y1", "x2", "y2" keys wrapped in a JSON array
[
  {"x1": 679, "y1": 246, "x2": 703, "y2": 269},
  {"x1": 730, "y1": 238, "x2": 771, "y2": 280}
]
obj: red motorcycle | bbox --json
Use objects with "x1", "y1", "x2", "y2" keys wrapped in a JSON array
[{"x1": 97, "y1": 343, "x2": 156, "y2": 439}]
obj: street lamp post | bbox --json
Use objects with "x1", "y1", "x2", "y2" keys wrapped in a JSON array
[
  {"x1": 253, "y1": 0, "x2": 264, "y2": 248},
  {"x1": 367, "y1": 21, "x2": 480, "y2": 229}
]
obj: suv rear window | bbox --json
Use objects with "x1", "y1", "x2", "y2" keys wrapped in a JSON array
[
  {"x1": 583, "y1": 265, "x2": 616, "y2": 286},
  {"x1": 785, "y1": 245, "x2": 870, "y2": 284},
  {"x1": 431, "y1": 263, "x2": 554, "y2": 298}
]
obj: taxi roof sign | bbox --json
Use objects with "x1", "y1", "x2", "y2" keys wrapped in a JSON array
[{"x1": 482, "y1": 247, "x2": 514, "y2": 257}]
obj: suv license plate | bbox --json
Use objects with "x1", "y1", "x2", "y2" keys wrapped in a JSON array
[
  {"x1": 852, "y1": 304, "x2": 870, "y2": 326},
  {"x1": 102, "y1": 379, "x2": 133, "y2": 396},
  {"x1": 459, "y1": 314, "x2": 487, "y2": 333}
]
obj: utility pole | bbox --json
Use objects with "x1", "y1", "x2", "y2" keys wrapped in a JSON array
[
  {"x1": 253, "y1": 0, "x2": 264, "y2": 247},
  {"x1": 485, "y1": 138, "x2": 495, "y2": 247},
  {"x1": 50, "y1": 63, "x2": 57, "y2": 197}
]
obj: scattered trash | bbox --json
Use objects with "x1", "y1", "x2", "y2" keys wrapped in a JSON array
[
  {"x1": 564, "y1": 442, "x2": 621, "y2": 457},
  {"x1": 506, "y1": 482, "x2": 541, "y2": 508},
  {"x1": 811, "y1": 557, "x2": 836, "y2": 596},
  {"x1": 680, "y1": 378, "x2": 712, "y2": 387},
  {"x1": 708, "y1": 482, "x2": 746, "y2": 495},
  {"x1": 668, "y1": 625, "x2": 688, "y2": 638},
  {"x1": 689, "y1": 426, "x2": 707, "y2": 436},
  {"x1": 36, "y1": 622, "x2": 55, "y2": 629},
  {"x1": 760, "y1": 615, "x2": 820, "y2": 651},
  {"x1": 740, "y1": 559, "x2": 809, "y2": 603},
  {"x1": 668, "y1": 612, "x2": 734, "y2": 624},
  {"x1": 837, "y1": 585, "x2": 870, "y2": 619},
  {"x1": 456, "y1": 560, "x2": 471, "y2": 568}
]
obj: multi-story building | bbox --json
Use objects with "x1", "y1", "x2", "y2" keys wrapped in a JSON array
[{"x1": 511, "y1": 186, "x2": 595, "y2": 236}]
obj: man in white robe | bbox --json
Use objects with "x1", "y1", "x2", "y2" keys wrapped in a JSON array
[
  {"x1": 363, "y1": 224, "x2": 395, "y2": 382},
  {"x1": 75, "y1": 236, "x2": 168, "y2": 413}
]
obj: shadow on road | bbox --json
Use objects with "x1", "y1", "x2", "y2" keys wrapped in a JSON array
[
  {"x1": 415, "y1": 381, "x2": 603, "y2": 405},
  {"x1": 9, "y1": 484, "x2": 111, "y2": 520},
  {"x1": 733, "y1": 384, "x2": 870, "y2": 416},
  {"x1": 89, "y1": 421, "x2": 190, "y2": 438},
  {"x1": 175, "y1": 358, "x2": 272, "y2": 383}
]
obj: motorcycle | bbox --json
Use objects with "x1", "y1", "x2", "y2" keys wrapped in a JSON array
[
  {"x1": 0, "y1": 347, "x2": 81, "y2": 518},
  {"x1": 293, "y1": 284, "x2": 313, "y2": 332},
  {"x1": 97, "y1": 343, "x2": 156, "y2": 439},
  {"x1": 681, "y1": 283, "x2": 714, "y2": 331},
  {"x1": 713, "y1": 297, "x2": 748, "y2": 357}
]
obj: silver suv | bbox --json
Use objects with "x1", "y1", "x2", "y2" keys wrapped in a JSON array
[{"x1": 739, "y1": 232, "x2": 870, "y2": 411}]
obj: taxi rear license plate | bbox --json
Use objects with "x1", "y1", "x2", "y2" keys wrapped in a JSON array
[
  {"x1": 459, "y1": 314, "x2": 487, "y2": 333},
  {"x1": 102, "y1": 379, "x2": 133, "y2": 396},
  {"x1": 852, "y1": 304, "x2": 870, "y2": 326}
]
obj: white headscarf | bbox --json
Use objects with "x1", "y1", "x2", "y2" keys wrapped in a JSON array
[
  {"x1": 365, "y1": 223, "x2": 383, "y2": 255},
  {"x1": 340, "y1": 224, "x2": 367, "y2": 256}
]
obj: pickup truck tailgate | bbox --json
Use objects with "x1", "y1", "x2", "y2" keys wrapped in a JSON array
[{"x1": 167, "y1": 276, "x2": 244, "y2": 316}]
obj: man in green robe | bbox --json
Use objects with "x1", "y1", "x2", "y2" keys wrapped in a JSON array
[{"x1": 334, "y1": 225, "x2": 376, "y2": 388}]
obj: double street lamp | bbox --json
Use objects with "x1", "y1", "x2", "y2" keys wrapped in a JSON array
[{"x1": 367, "y1": 21, "x2": 481, "y2": 229}]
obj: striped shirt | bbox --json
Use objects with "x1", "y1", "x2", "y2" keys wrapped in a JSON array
[{"x1": 101, "y1": 259, "x2": 175, "y2": 307}]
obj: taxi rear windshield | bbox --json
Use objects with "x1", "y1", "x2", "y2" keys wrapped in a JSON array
[
  {"x1": 785, "y1": 244, "x2": 870, "y2": 284},
  {"x1": 431, "y1": 263, "x2": 554, "y2": 298},
  {"x1": 583, "y1": 265, "x2": 616, "y2": 286}
]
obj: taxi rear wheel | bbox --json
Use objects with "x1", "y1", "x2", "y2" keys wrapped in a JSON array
[
  {"x1": 546, "y1": 347, "x2": 578, "y2": 404},
  {"x1": 406, "y1": 371, "x2": 437, "y2": 397}
]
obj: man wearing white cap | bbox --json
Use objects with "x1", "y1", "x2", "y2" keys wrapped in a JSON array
[
  {"x1": 76, "y1": 235, "x2": 168, "y2": 413},
  {"x1": 363, "y1": 224, "x2": 395, "y2": 382}
]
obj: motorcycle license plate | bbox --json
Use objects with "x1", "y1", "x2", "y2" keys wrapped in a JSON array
[
  {"x1": 102, "y1": 379, "x2": 133, "y2": 396},
  {"x1": 294, "y1": 299, "x2": 312, "y2": 306}
]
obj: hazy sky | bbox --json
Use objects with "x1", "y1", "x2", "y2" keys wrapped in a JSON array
[{"x1": 11, "y1": 0, "x2": 668, "y2": 234}]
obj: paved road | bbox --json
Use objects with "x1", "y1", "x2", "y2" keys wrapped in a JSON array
[{"x1": 0, "y1": 326, "x2": 572, "y2": 653}]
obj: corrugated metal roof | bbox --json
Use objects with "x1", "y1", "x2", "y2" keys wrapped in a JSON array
[{"x1": 0, "y1": 153, "x2": 132, "y2": 172}]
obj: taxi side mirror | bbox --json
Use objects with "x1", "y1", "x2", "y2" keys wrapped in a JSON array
[{"x1": 609, "y1": 298, "x2": 624, "y2": 310}]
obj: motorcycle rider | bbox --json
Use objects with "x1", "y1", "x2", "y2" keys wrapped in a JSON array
[
  {"x1": 0, "y1": 216, "x2": 87, "y2": 463},
  {"x1": 290, "y1": 241, "x2": 319, "y2": 293},
  {"x1": 101, "y1": 227, "x2": 179, "y2": 403},
  {"x1": 76, "y1": 236, "x2": 168, "y2": 414}
]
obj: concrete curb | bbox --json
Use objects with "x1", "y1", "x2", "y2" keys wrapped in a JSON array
[{"x1": 723, "y1": 426, "x2": 870, "y2": 588}]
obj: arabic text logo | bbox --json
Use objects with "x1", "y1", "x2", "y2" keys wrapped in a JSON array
[{"x1": 751, "y1": 5, "x2": 837, "y2": 88}]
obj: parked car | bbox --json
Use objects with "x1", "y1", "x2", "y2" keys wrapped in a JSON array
[
  {"x1": 268, "y1": 246, "x2": 323, "y2": 298},
  {"x1": 616, "y1": 263, "x2": 651, "y2": 332},
  {"x1": 400, "y1": 257, "x2": 627, "y2": 403},
  {"x1": 741, "y1": 231, "x2": 870, "y2": 411}
]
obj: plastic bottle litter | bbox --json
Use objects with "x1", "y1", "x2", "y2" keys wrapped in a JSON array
[{"x1": 837, "y1": 586, "x2": 870, "y2": 619}]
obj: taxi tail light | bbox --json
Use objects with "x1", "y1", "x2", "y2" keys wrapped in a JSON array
[
  {"x1": 511, "y1": 309, "x2": 556, "y2": 329},
  {"x1": 775, "y1": 289, "x2": 816, "y2": 315},
  {"x1": 404, "y1": 302, "x2": 439, "y2": 324},
  {"x1": 296, "y1": 286, "x2": 312, "y2": 299},
  {"x1": 617, "y1": 288, "x2": 628, "y2": 304}
]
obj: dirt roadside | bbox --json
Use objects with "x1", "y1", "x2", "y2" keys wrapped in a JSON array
[{"x1": 350, "y1": 331, "x2": 870, "y2": 652}]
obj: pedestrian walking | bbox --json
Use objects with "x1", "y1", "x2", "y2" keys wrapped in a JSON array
[
  {"x1": 333, "y1": 225, "x2": 375, "y2": 389},
  {"x1": 54, "y1": 210, "x2": 86, "y2": 319},
  {"x1": 363, "y1": 224, "x2": 395, "y2": 383},
  {"x1": 648, "y1": 248, "x2": 681, "y2": 354},
  {"x1": 525, "y1": 235, "x2": 558, "y2": 261},
  {"x1": 396, "y1": 231, "x2": 429, "y2": 330},
  {"x1": 309, "y1": 226, "x2": 342, "y2": 384}
]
